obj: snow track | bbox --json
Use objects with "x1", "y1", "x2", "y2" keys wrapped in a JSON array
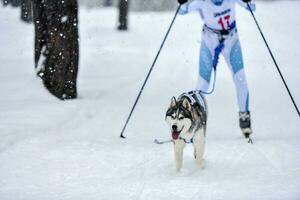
[{"x1": 0, "y1": 2, "x2": 300, "y2": 200}]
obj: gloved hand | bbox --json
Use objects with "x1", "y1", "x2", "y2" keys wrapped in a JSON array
[{"x1": 178, "y1": 0, "x2": 188, "y2": 5}]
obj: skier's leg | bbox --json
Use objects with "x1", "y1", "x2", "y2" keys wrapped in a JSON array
[
  {"x1": 195, "y1": 40, "x2": 214, "y2": 92},
  {"x1": 224, "y1": 38, "x2": 249, "y2": 112},
  {"x1": 223, "y1": 37, "x2": 252, "y2": 137}
]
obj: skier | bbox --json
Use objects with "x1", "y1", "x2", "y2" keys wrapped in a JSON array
[{"x1": 177, "y1": 0, "x2": 256, "y2": 138}]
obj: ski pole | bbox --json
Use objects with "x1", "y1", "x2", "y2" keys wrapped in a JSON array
[
  {"x1": 119, "y1": 5, "x2": 182, "y2": 138},
  {"x1": 246, "y1": 3, "x2": 300, "y2": 118}
]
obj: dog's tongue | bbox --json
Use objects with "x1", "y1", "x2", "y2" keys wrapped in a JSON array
[{"x1": 172, "y1": 131, "x2": 180, "y2": 140}]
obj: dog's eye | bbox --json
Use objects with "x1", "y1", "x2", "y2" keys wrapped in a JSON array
[
  {"x1": 178, "y1": 116, "x2": 184, "y2": 120},
  {"x1": 171, "y1": 115, "x2": 176, "y2": 119}
]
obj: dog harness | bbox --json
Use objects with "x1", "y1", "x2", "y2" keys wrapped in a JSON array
[
  {"x1": 178, "y1": 91, "x2": 207, "y2": 144},
  {"x1": 179, "y1": 136, "x2": 194, "y2": 144},
  {"x1": 182, "y1": 91, "x2": 207, "y2": 128},
  {"x1": 183, "y1": 91, "x2": 206, "y2": 112}
]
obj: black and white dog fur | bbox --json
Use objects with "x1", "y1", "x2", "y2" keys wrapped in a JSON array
[{"x1": 166, "y1": 91, "x2": 207, "y2": 172}]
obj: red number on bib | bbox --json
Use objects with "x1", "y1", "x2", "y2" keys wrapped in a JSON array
[{"x1": 218, "y1": 15, "x2": 231, "y2": 30}]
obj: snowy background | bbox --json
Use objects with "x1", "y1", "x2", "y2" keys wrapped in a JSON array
[
  {"x1": 0, "y1": 1, "x2": 300, "y2": 200},
  {"x1": 79, "y1": 0, "x2": 177, "y2": 11}
]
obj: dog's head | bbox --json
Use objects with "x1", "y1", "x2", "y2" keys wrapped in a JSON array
[{"x1": 165, "y1": 97, "x2": 193, "y2": 140}]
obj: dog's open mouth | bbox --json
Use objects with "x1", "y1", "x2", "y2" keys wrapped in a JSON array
[{"x1": 172, "y1": 127, "x2": 184, "y2": 140}]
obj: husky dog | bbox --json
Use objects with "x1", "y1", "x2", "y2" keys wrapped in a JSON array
[{"x1": 166, "y1": 91, "x2": 207, "y2": 172}]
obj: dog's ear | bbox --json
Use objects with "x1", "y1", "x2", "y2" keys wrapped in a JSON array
[
  {"x1": 182, "y1": 98, "x2": 191, "y2": 111},
  {"x1": 170, "y1": 96, "x2": 177, "y2": 108}
]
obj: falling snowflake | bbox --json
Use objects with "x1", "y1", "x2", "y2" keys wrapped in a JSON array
[{"x1": 61, "y1": 16, "x2": 68, "y2": 23}]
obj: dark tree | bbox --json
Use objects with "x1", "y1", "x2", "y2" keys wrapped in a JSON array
[
  {"x1": 104, "y1": 0, "x2": 112, "y2": 7},
  {"x1": 118, "y1": 0, "x2": 129, "y2": 30},
  {"x1": 21, "y1": 0, "x2": 32, "y2": 22},
  {"x1": 11, "y1": 0, "x2": 20, "y2": 6},
  {"x1": 33, "y1": 0, "x2": 79, "y2": 100},
  {"x1": 2, "y1": 0, "x2": 11, "y2": 6},
  {"x1": 2, "y1": 0, "x2": 33, "y2": 22}
]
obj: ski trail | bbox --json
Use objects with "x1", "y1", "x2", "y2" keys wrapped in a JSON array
[{"x1": 250, "y1": 141, "x2": 300, "y2": 190}]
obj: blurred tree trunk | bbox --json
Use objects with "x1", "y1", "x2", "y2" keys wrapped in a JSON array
[
  {"x1": 11, "y1": 0, "x2": 20, "y2": 6},
  {"x1": 104, "y1": 0, "x2": 112, "y2": 6},
  {"x1": 3, "y1": 0, "x2": 33, "y2": 23},
  {"x1": 3, "y1": 0, "x2": 9, "y2": 6},
  {"x1": 118, "y1": 0, "x2": 129, "y2": 30},
  {"x1": 21, "y1": 0, "x2": 32, "y2": 23},
  {"x1": 33, "y1": 0, "x2": 79, "y2": 100}
]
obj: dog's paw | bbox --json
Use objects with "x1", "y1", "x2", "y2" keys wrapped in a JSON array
[
  {"x1": 196, "y1": 158, "x2": 205, "y2": 168},
  {"x1": 201, "y1": 159, "x2": 206, "y2": 169}
]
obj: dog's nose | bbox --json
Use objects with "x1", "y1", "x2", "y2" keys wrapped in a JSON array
[{"x1": 172, "y1": 125, "x2": 177, "y2": 131}]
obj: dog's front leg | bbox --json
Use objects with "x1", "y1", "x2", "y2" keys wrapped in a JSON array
[
  {"x1": 174, "y1": 139, "x2": 185, "y2": 172},
  {"x1": 193, "y1": 131, "x2": 205, "y2": 167}
]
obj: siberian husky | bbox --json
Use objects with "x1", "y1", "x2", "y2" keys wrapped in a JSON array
[{"x1": 166, "y1": 91, "x2": 207, "y2": 172}]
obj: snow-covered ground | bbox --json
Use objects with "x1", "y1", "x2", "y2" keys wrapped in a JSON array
[{"x1": 0, "y1": 1, "x2": 299, "y2": 200}]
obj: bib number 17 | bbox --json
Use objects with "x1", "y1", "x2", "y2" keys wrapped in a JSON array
[{"x1": 218, "y1": 15, "x2": 230, "y2": 30}]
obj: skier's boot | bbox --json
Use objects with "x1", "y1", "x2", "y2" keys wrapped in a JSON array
[{"x1": 239, "y1": 111, "x2": 252, "y2": 138}]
